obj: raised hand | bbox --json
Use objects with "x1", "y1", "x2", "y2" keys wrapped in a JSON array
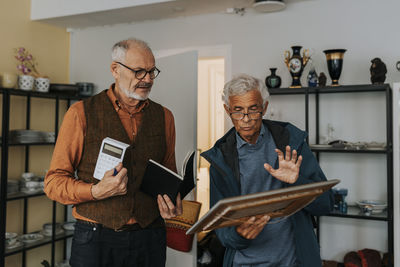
[
  {"x1": 236, "y1": 214, "x2": 270, "y2": 239},
  {"x1": 264, "y1": 145, "x2": 302, "y2": 184},
  {"x1": 91, "y1": 162, "x2": 128, "y2": 200},
  {"x1": 157, "y1": 193, "x2": 183, "y2": 219}
]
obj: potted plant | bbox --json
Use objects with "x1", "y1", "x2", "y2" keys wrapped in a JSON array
[{"x1": 14, "y1": 47, "x2": 50, "y2": 92}]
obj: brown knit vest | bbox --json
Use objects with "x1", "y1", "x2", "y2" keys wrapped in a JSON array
[{"x1": 75, "y1": 90, "x2": 166, "y2": 229}]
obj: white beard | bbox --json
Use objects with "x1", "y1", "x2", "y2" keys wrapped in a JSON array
[{"x1": 120, "y1": 83, "x2": 150, "y2": 100}]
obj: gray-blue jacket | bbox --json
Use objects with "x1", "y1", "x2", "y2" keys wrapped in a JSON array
[{"x1": 201, "y1": 120, "x2": 334, "y2": 267}]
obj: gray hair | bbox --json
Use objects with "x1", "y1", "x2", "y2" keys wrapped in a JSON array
[
  {"x1": 222, "y1": 74, "x2": 269, "y2": 106},
  {"x1": 111, "y1": 38, "x2": 153, "y2": 62}
]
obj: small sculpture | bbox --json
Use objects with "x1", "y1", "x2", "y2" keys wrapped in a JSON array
[
  {"x1": 318, "y1": 72, "x2": 327, "y2": 87},
  {"x1": 307, "y1": 66, "x2": 318, "y2": 87},
  {"x1": 370, "y1": 58, "x2": 387, "y2": 84}
]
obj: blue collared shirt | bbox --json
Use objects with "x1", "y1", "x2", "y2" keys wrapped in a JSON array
[{"x1": 233, "y1": 124, "x2": 297, "y2": 267}]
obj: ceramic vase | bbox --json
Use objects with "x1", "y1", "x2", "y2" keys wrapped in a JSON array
[
  {"x1": 35, "y1": 77, "x2": 50, "y2": 92},
  {"x1": 265, "y1": 68, "x2": 281, "y2": 89},
  {"x1": 18, "y1": 75, "x2": 34, "y2": 90},
  {"x1": 323, "y1": 49, "x2": 346, "y2": 86},
  {"x1": 284, "y1": 46, "x2": 310, "y2": 88}
]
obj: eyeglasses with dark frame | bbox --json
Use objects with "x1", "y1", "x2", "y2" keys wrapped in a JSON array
[
  {"x1": 229, "y1": 111, "x2": 263, "y2": 121},
  {"x1": 116, "y1": 61, "x2": 160, "y2": 80}
]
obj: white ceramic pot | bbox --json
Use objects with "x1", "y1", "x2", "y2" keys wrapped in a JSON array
[
  {"x1": 18, "y1": 75, "x2": 34, "y2": 90},
  {"x1": 35, "y1": 77, "x2": 50, "y2": 92}
]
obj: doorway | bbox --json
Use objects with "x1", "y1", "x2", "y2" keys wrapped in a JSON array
[{"x1": 196, "y1": 57, "x2": 225, "y2": 217}]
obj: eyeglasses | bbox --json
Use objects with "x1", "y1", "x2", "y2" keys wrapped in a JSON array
[
  {"x1": 230, "y1": 111, "x2": 263, "y2": 121},
  {"x1": 116, "y1": 62, "x2": 160, "y2": 80}
]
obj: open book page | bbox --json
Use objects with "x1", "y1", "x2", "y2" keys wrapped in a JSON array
[
  {"x1": 181, "y1": 150, "x2": 196, "y2": 176},
  {"x1": 149, "y1": 159, "x2": 183, "y2": 180},
  {"x1": 179, "y1": 151, "x2": 196, "y2": 198}
]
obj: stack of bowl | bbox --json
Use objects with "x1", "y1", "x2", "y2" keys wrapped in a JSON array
[
  {"x1": 5, "y1": 232, "x2": 22, "y2": 249},
  {"x1": 20, "y1": 172, "x2": 44, "y2": 194}
]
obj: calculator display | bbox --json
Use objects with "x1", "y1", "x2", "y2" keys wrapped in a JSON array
[{"x1": 102, "y1": 143, "x2": 123, "y2": 159}]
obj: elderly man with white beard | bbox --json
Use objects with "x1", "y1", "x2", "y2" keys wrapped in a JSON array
[{"x1": 44, "y1": 38, "x2": 182, "y2": 267}]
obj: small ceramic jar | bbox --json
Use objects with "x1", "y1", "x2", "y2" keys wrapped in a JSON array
[
  {"x1": 18, "y1": 75, "x2": 34, "y2": 90},
  {"x1": 1, "y1": 72, "x2": 18, "y2": 88},
  {"x1": 35, "y1": 77, "x2": 50, "y2": 92}
]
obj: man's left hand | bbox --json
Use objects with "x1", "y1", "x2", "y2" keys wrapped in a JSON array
[
  {"x1": 157, "y1": 193, "x2": 183, "y2": 219},
  {"x1": 264, "y1": 145, "x2": 302, "y2": 184}
]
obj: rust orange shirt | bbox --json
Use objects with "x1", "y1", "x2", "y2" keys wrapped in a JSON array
[{"x1": 44, "y1": 85, "x2": 177, "y2": 224}]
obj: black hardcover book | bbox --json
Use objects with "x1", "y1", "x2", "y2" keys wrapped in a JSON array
[{"x1": 140, "y1": 151, "x2": 195, "y2": 204}]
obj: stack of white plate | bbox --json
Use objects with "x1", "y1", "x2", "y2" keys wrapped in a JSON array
[
  {"x1": 7, "y1": 180, "x2": 19, "y2": 194},
  {"x1": 9, "y1": 130, "x2": 55, "y2": 144},
  {"x1": 41, "y1": 223, "x2": 64, "y2": 237},
  {"x1": 19, "y1": 233, "x2": 44, "y2": 244}
]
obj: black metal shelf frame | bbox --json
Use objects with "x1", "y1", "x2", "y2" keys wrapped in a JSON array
[
  {"x1": 0, "y1": 88, "x2": 87, "y2": 267},
  {"x1": 5, "y1": 231, "x2": 74, "y2": 257},
  {"x1": 270, "y1": 84, "x2": 393, "y2": 266},
  {"x1": 327, "y1": 206, "x2": 389, "y2": 221}
]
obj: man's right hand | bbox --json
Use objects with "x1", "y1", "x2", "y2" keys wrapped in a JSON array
[
  {"x1": 236, "y1": 214, "x2": 270, "y2": 239},
  {"x1": 91, "y1": 163, "x2": 128, "y2": 200}
]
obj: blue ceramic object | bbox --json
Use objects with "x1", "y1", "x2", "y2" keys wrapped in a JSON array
[{"x1": 307, "y1": 67, "x2": 318, "y2": 87}]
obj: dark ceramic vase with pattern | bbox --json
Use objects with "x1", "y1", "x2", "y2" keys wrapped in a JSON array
[
  {"x1": 323, "y1": 49, "x2": 346, "y2": 86},
  {"x1": 265, "y1": 68, "x2": 281, "y2": 89}
]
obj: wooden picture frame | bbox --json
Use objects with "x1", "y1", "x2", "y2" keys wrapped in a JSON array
[{"x1": 186, "y1": 179, "x2": 339, "y2": 235}]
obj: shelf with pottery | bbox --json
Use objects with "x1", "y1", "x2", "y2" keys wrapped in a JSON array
[
  {"x1": 0, "y1": 85, "x2": 89, "y2": 267},
  {"x1": 0, "y1": 87, "x2": 85, "y2": 100},
  {"x1": 5, "y1": 230, "x2": 74, "y2": 257},
  {"x1": 268, "y1": 83, "x2": 393, "y2": 264},
  {"x1": 268, "y1": 83, "x2": 390, "y2": 95},
  {"x1": 267, "y1": 46, "x2": 393, "y2": 265},
  {"x1": 326, "y1": 205, "x2": 388, "y2": 222},
  {"x1": 1, "y1": 142, "x2": 56, "y2": 147},
  {"x1": 6, "y1": 191, "x2": 46, "y2": 201},
  {"x1": 309, "y1": 145, "x2": 389, "y2": 154}
]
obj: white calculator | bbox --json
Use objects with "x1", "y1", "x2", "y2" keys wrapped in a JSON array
[{"x1": 93, "y1": 137, "x2": 130, "y2": 180}]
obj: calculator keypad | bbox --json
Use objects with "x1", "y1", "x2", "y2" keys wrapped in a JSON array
[{"x1": 94, "y1": 154, "x2": 121, "y2": 179}]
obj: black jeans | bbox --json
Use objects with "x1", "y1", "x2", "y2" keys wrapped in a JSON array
[{"x1": 70, "y1": 221, "x2": 166, "y2": 267}]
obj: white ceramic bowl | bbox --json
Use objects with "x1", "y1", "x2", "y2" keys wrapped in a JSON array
[{"x1": 356, "y1": 200, "x2": 387, "y2": 214}]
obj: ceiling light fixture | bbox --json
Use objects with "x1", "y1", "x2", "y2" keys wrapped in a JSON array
[{"x1": 253, "y1": 0, "x2": 286, "y2": 13}]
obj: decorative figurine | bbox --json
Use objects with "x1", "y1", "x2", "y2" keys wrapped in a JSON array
[
  {"x1": 284, "y1": 46, "x2": 310, "y2": 88},
  {"x1": 265, "y1": 68, "x2": 281, "y2": 89},
  {"x1": 318, "y1": 72, "x2": 327, "y2": 87},
  {"x1": 370, "y1": 57, "x2": 387, "y2": 84},
  {"x1": 323, "y1": 49, "x2": 346, "y2": 86}
]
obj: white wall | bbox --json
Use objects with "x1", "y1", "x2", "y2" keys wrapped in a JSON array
[
  {"x1": 69, "y1": 0, "x2": 399, "y2": 263},
  {"x1": 31, "y1": 0, "x2": 173, "y2": 19}
]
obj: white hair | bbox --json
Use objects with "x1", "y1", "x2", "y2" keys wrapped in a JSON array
[
  {"x1": 222, "y1": 74, "x2": 269, "y2": 106},
  {"x1": 111, "y1": 38, "x2": 153, "y2": 62}
]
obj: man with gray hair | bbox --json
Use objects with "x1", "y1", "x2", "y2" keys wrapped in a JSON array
[
  {"x1": 45, "y1": 38, "x2": 182, "y2": 267},
  {"x1": 201, "y1": 74, "x2": 333, "y2": 267}
]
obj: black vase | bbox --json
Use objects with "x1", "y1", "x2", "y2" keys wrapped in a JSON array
[
  {"x1": 265, "y1": 68, "x2": 281, "y2": 89},
  {"x1": 323, "y1": 49, "x2": 346, "y2": 86}
]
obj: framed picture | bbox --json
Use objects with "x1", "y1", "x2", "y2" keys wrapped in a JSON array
[{"x1": 186, "y1": 179, "x2": 339, "y2": 235}]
